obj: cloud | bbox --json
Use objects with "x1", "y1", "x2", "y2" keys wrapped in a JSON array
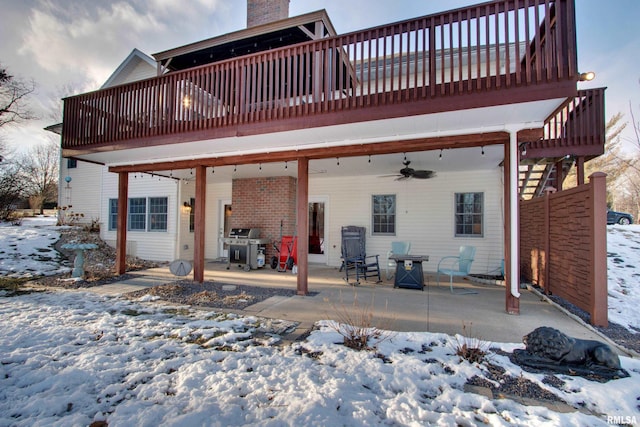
[{"x1": 17, "y1": 0, "x2": 234, "y2": 91}]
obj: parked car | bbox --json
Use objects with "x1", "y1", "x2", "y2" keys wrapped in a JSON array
[{"x1": 607, "y1": 208, "x2": 634, "y2": 225}]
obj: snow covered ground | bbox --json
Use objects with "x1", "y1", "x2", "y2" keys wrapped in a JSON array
[{"x1": 0, "y1": 217, "x2": 639, "y2": 426}]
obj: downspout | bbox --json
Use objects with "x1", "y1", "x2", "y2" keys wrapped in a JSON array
[{"x1": 509, "y1": 130, "x2": 521, "y2": 299}]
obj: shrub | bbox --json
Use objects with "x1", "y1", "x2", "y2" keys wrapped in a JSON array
[
  {"x1": 56, "y1": 205, "x2": 84, "y2": 226},
  {"x1": 449, "y1": 322, "x2": 490, "y2": 364},
  {"x1": 84, "y1": 217, "x2": 101, "y2": 233},
  {"x1": 325, "y1": 291, "x2": 395, "y2": 351}
]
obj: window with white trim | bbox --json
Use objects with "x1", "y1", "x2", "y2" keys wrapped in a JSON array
[
  {"x1": 108, "y1": 197, "x2": 169, "y2": 232},
  {"x1": 455, "y1": 192, "x2": 483, "y2": 237},
  {"x1": 372, "y1": 194, "x2": 396, "y2": 235},
  {"x1": 148, "y1": 197, "x2": 168, "y2": 231},
  {"x1": 108, "y1": 199, "x2": 118, "y2": 231},
  {"x1": 128, "y1": 198, "x2": 146, "y2": 231}
]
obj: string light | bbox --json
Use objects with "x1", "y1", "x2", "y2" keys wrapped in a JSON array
[
  {"x1": 368, "y1": 155, "x2": 371, "y2": 164},
  {"x1": 211, "y1": 167, "x2": 215, "y2": 174},
  {"x1": 259, "y1": 163, "x2": 262, "y2": 171},
  {"x1": 439, "y1": 149, "x2": 443, "y2": 160},
  {"x1": 481, "y1": 146, "x2": 485, "y2": 156},
  {"x1": 336, "y1": 157, "x2": 340, "y2": 166},
  {"x1": 234, "y1": 165, "x2": 237, "y2": 172},
  {"x1": 285, "y1": 161, "x2": 288, "y2": 169}
]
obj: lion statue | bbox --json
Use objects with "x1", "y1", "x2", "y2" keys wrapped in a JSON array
[{"x1": 511, "y1": 327, "x2": 628, "y2": 381}]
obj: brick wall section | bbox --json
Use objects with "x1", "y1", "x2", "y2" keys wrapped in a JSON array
[
  {"x1": 247, "y1": 0, "x2": 289, "y2": 28},
  {"x1": 520, "y1": 173, "x2": 608, "y2": 326},
  {"x1": 231, "y1": 176, "x2": 297, "y2": 260}
]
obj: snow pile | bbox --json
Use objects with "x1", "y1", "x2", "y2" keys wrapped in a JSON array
[{"x1": 606, "y1": 225, "x2": 640, "y2": 331}]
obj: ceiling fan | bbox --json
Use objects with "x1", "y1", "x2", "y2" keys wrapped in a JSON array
[{"x1": 381, "y1": 160, "x2": 436, "y2": 180}]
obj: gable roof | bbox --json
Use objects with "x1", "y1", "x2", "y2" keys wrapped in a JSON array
[{"x1": 101, "y1": 48, "x2": 157, "y2": 89}]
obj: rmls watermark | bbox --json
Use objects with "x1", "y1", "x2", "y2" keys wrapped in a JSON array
[{"x1": 606, "y1": 415, "x2": 638, "y2": 425}]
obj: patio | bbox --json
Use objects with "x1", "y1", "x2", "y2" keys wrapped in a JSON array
[{"x1": 93, "y1": 261, "x2": 612, "y2": 349}]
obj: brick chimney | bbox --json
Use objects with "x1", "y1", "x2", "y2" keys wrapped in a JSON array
[{"x1": 247, "y1": 0, "x2": 289, "y2": 28}]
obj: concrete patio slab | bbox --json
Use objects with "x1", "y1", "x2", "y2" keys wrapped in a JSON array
[{"x1": 86, "y1": 262, "x2": 620, "y2": 352}]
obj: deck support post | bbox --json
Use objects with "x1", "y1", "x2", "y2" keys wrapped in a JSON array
[
  {"x1": 505, "y1": 131, "x2": 521, "y2": 314},
  {"x1": 193, "y1": 165, "x2": 206, "y2": 283},
  {"x1": 115, "y1": 172, "x2": 129, "y2": 275},
  {"x1": 296, "y1": 157, "x2": 309, "y2": 295}
]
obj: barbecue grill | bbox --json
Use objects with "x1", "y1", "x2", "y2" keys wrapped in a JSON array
[{"x1": 223, "y1": 228, "x2": 269, "y2": 271}]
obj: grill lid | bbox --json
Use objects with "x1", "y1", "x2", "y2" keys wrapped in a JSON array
[{"x1": 229, "y1": 228, "x2": 261, "y2": 239}]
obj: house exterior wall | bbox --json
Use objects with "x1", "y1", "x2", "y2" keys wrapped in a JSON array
[
  {"x1": 100, "y1": 171, "x2": 179, "y2": 262},
  {"x1": 58, "y1": 160, "x2": 103, "y2": 223},
  {"x1": 177, "y1": 181, "x2": 233, "y2": 261},
  {"x1": 309, "y1": 168, "x2": 505, "y2": 274}
]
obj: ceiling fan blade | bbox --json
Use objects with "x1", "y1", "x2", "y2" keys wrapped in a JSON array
[{"x1": 411, "y1": 170, "x2": 435, "y2": 179}]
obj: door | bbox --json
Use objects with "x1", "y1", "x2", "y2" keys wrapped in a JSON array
[
  {"x1": 308, "y1": 196, "x2": 327, "y2": 264},
  {"x1": 218, "y1": 199, "x2": 232, "y2": 259}
]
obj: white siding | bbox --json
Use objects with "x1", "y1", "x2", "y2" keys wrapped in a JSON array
[
  {"x1": 176, "y1": 181, "x2": 232, "y2": 261},
  {"x1": 58, "y1": 160, "x2": 103, "y2": 224},
  {"x1": 101, "y1": 171, "x2": 179, "y2": 262},
  {"x1": 102, "y1": 57, "x2": 156, "y2": 88},
  {"x1": 309, "y1": 168, "x2": 504, "y2": 274}
]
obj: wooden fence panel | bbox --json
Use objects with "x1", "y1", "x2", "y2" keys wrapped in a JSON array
[{"x1": 520, "y1": 173, "x2": 608, "y2": 326}]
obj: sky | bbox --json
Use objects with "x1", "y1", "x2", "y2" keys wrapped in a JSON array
[
  {"x1": 0, "y1": 0, "x2": 639, "y2": 154},
  {"x1": 0, "y1": 216, "x2": 639, "y2": 425}
]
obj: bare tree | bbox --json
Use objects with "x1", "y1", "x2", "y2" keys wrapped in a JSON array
[
  {"x1": 0, "y1": 63, "x2": 36, "y2": 129},
  {"x1": 17, "y1": 140, "x2": 60, "y2": 214},
  {"x1": 0, "y1": 164, "x2": 23, "y2": 220}
]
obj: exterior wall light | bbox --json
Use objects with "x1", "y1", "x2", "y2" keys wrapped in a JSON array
[{"x1": 579, "y1": 71, "x2": 595, "y2": 82}]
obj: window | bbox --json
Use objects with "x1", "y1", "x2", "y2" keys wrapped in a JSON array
[
  {"x1": 189, "y1": 197, "x2": 195, "y2": 232},
  {"x1": 149, "y1": 197, "x2": 168, "y2": 232},
  {"x1": 128, "y1": 198, "x2": 146, "y2": 231},
  {"x1": 67, "y1": 158, "x2": 77, "y2": 169},
  {"x1": 108, "y1": 199, "x2": 118, "y2": 231},
  {"x1": 109, "y1": 197, "x2": 169, "y2": 232},
  {"x1": 372, "y1": 194, "x2": 396, "y2": 235},
  {"x1": 455, "y1": 192, "x2": 483, "y2": 237}
]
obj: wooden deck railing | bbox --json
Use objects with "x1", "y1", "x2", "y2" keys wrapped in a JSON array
[
  {"x1": 525, "y1": 88, "x2": 606, "y2": 159},
  {"x1": 62, "y1": 0, "x2": 578, "y2": 150}
]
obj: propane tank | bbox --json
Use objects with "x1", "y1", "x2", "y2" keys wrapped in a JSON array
[{"x1": 257, "y1": 249, "x2": 265, "y2": 268}]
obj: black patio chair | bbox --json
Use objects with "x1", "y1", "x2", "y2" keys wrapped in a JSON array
[{"x1": 340, "y1": 226, "x2": 381, "y2": 284}]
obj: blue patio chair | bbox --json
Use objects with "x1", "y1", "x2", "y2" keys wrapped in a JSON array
[
  {"x1": 386, "y1": 241, "x2": 411, "y2": 280},
  {"x1": 436, "y1": 246, "x2": 478, "y2": 294}
]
